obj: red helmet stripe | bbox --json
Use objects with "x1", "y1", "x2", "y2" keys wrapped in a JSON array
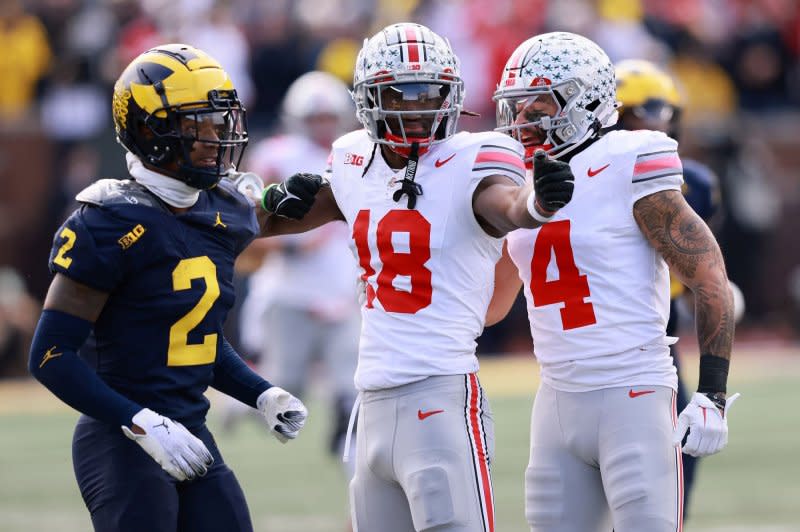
[{"x1": 405, "y1": 26, "x2": 420, "y2": 63}]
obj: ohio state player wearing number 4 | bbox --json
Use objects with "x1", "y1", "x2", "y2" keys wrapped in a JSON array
[
  {"x1": 487, "y1": 33, "x2": 739, "y2": 532},
  {"x1": 257, "y1": 23, "x2": 575, "y2": 532}
]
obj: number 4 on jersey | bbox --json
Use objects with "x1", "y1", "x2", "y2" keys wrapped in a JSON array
[{"x1": 530, "y1": 220, "x2": 597, "y2": 330}]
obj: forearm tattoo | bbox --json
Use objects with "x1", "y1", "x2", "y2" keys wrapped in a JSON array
[{"x1": 634, "y1": 190, "x2": 734, "y2": 360}]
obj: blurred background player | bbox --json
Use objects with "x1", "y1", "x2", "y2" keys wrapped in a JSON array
[
  {"x1": 229, "y1": 71, "x2": 361, "y2": 477},
  {"x1": 615, "y1": 58, "x2": 744, "y2": 519},
  {"x1": 27, "y1": 44, "x2": 307, "y2": 532}
]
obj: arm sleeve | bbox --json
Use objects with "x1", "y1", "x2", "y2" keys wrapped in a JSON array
[
  {"x1": 28, "y1": 309, "x2": 142, "y2": 427},
  {"x1": 211, "y1": 338, "x2": 272, "y2": 408}
]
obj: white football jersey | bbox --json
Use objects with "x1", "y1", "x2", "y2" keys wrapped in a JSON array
[
  {"x1": 239, "y1": 134, "x2": 359, "y2": 353},
  {"x1": 328, "y1": 130, "x2": 525, "y2": 391},
  {"x1": 506, "y1": 130, "x2": 682, "y2": 391}
]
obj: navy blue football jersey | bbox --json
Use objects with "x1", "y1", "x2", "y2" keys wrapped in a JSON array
[
  {"x1": 681, "y1": 159, "x2": 720, "y2": 222},
  {"x1": 49, "y1": 179, "x2": 258, "y2": 429}
]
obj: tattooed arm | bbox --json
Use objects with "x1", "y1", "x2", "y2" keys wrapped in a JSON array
[{"x1": 634, "y1": 189, "x2": 734, "y2": 400}]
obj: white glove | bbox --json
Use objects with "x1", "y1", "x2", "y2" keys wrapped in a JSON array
[
  {"x1": 256, "y1": 386, "x2": 308, "y2": 443},
  {"x1": 122, "y1": 408, "x2": 214, "y2": 481},
  {"x1": 226, "y1": 170, "x2": 264, "y2": 205},
  {"x1": 672, "y1": 392, "x2": 740, "y2": 457}
]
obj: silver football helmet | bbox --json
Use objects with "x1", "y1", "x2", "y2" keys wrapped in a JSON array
[
  {"x1": 352, "y1": 22, "x2": 464, "y2": 156},
  {"x1": 494, "y1": 32, "x2": 618, "y2": 160},
  {"x1": 280, "y1": 70, "x2": 355, "y2": 146}
]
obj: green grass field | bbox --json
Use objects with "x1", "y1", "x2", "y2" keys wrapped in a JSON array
[{"x1": 1, "y1": 349, "x2": 799, "y2": 532}]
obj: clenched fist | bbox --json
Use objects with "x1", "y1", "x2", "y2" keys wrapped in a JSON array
[
  {"x1": 532, "y1": 150, "x2": 575, "y2": 214},
  {"x1": 261, "y1": 173, "x2": 324, "y2": 219}
]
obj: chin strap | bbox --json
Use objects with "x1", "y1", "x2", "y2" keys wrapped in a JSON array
[{"x1": 392, "y1": 142, "x2": 423, "y2": 209}]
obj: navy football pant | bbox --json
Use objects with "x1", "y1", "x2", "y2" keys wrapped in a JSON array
[{"x1": 73, "y1": 415, "x2": 253, "y2": 532}]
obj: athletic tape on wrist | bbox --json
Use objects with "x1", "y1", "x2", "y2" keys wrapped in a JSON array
[
  {"x1": 261, "y1": 183, "x2": 280, "y2": 213},
  {"x1": 697, "y1": 354, "x2": 729, "y2": 393},
  {"x1": 526, "y1": 190, "x2": 554, "y2": 223}
]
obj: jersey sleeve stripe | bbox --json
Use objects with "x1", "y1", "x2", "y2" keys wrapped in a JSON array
[
  {"x1": 478, "y1": 143, "x2": 521, "y2": 155},
  {"x1": 632, "y1": 171, "x2": 683, "y2": 184},
  {"x1": 636, "y1": 149, "x2": 676, "y2": 159},
  {"x1": 474, "y1": 151, "x2": 526, "y2": 171},
  {"x1": 472, "y1": 164, "x2": 526, "y2": 183},
  {"x1": 633, "y1": 153, "x2": 681, "y2": 182}
]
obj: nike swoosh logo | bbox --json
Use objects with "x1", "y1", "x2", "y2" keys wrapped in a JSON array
[
  {"x1": 417, "y1": 409, "x2": 445, "y2": 420},
  {"x1": 587, "y1": 163, "x2": 610, "y2": 177},
  {"x1": 628, "y1": 389, "x2": 655, "y2": 398},
  {"x1": 434, "y1": 154, "x2": 456, "y2": 168}
]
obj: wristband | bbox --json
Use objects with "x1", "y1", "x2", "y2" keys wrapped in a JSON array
[
  {"x1": 261, "y1": 183, "x2": 278, "y2": 213},
  {"x1": 697, "y1": 353, "x2": 729, "y2": 394},
  {"x1": 526, "y1": 191, "x2": 554, "y2": 223}
]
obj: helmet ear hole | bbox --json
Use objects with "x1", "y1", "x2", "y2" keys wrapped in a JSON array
[{"x1": 585, "y1": 99, "x2": 601, "y2": 112}]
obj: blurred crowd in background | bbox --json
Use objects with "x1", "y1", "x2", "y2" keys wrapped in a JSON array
[{"x1": 1, "y1": 0, "x2": 799, "y2": 377}]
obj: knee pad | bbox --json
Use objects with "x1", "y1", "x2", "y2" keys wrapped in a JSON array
[
  {"x1": 406, "y1": 466, "x2": 456, "y2": 531},
  {"x1": 525, "y1": 464, "x2": 564, "y2": 527},
  {"x1": 603, "y1": 444, "x2": 648, "y2": 511}
]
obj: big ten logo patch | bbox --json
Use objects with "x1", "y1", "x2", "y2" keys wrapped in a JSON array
[
  {"x1": 118, "y1": 224, "x2": 146, "y2": 249},
  {"x1": 344, "y1": 153, "x2": 365, "y2": 166}
]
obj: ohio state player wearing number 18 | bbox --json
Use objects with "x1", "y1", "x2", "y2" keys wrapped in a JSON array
[
  {"x1": 487, "y1": 33, "x2": 739, "y2": 532},
  {"x1": 257, "y1": 23, "x2": 575, "y2": 532}
]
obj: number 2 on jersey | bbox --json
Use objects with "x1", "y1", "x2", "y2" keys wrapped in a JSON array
[
  {"x1": 530, "y1": 220, "x2": 596, "y2": 330},
  {"x1": 353, "y1": 209, "x2": 432, "y2": 314},
  {"x1": 167, "y1": 256, "x2": 220, "y2": 366},
  {"x1": 53, "y1": 228, "x2": 77, "y2": 269}
]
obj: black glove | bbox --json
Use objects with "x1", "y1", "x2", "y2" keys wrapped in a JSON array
[
  {"x1": 533, "y1": 150, "x2": 575, "y2": 214},
  {"x1": 261, "y1": 173, "x2": 324, "y2": 219}
]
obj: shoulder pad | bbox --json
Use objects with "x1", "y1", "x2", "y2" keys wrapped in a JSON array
[
  {"x1": 441, "y1": 131, "x2": 523, "y2": 157},
  {"x1": 214, "y1": 177, "x2": 255, "y2": 208},
  {"x1": 602, "y1": 129, "x2": 677, "y2": 157},
  {"x1": 332, "y1": 130, "x2": 370, "y2": 151},
  {"x1": 75, "y1": 179, "x2": 167, "y2": 210},
  {"x1": 457, "y1": 131, "x2": 526, "y2": 185}
]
